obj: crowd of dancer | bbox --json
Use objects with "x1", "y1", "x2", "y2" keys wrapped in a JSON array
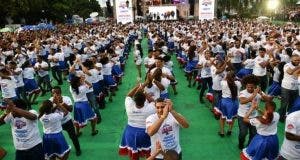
[{"x1": 0, "y1": 19, "x2": 299, "y2": 160}]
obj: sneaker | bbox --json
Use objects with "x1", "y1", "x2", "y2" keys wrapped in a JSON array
[
  {"x1": 76, "y1": 150, "x2": 82, "y2": 156},
  {"x1": 218, "y1": 132, "x2": 225, "y2": 138},
  {"x1": 199, "y1": 98, "x2": 204, "y2": 104},
  {"x1": 227, "y1": 131, "x2": 232, "y2": 136},
  {"x1": 238, "y1": 143, "x2": 244, "y2": 150}
]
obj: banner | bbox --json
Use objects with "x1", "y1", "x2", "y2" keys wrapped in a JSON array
[
  {"x1": 116, "y1": 0, "x2": 133, "y2": 24},
  {"x1": 148, "y1": 6, "x2": 177, "y2": 21},
  {"x1": 199, "y1": 0, "x2": 215, "y2": 20}
]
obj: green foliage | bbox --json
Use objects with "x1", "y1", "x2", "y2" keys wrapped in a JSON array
[{"x1": 0, "y1": 0, "x2": 103, "y2": 26}]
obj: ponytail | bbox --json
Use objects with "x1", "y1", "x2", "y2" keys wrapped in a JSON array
[
  {"x1": 258, "y1": 101, "x2": 276, "y2": 125},
  {"x1": 226, "y1": 72, "x2": 238, "y2": 99}
]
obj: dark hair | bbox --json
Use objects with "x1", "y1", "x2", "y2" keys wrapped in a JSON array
[
  {"x1": 285, "y1": 48, "x2": 293, "y2": 57},
  {"x1": 250, "y1": 51, "x2": 256, "y2": 59},
  {"x1": 259, "y1": 47, "x2": 266, "y2": 52},
  {"x1": 100, "y1": 56, "x2": 109, "y2": 65},
  {"x1": 187, "y1": 45, "x2": 196, "y2": 61},
  {"x1": 226, "y1": 71, "x2": 238, "y2": 99},
  {"x1": 155, "y1": 98, "x2": 164, "y2": 104},
  {"x1": 242, "y1": 75, "x2": 259, "y2": 86},
  {"x1": 163, "y1": 55, "x2": 171, "y2": 62},
  {"x1": 52, "y1": 86, "x2": 62, "y2": 94},
  {"x1": 38, "y1": 100, "x2": 53, "y2": 119},
  {"x1": 258, "y1": 101, "x2": 276, "y2": 125},
  {"x1": 83, "y1": 59, "x2": 94, "y2": 69},
  {"x1": 70, "y1": 76, "x2": 81, "y2": 94},
  {"x1": 21, "y1": 60, "x2": 31, "y2": 69},
  {"x1": 134, "y1": 91, "x2": 146, "y2": 108},
  {"x1": 9, "y1": 61, "x2": 17, "y2": 66},
  {"x1": 164, "y1": 150, "x2": 179, "y2": 160},
  {"x1": 13, "y1": 99, "x2": 28, "y2": 110}
]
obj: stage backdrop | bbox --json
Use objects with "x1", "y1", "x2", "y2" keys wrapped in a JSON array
[
  {"x1": 116, "y1": 0, "x2": 133, "y2": 24},
  {"x1": 148, "y1": 6, "x2": 177, "y2": 21},
  {"x1": 199, "y1": 0, "x2": 215, "y2": 20}
]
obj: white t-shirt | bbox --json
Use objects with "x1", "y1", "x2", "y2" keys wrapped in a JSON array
[
  {"x1": 144, "y1": 57, "x2": 155, "y2": 72},
  {"x1": 70, "y1": 85, "x2": 89, "y2": 102},
  {"x1": 102, "y1": 62, "x2": 113, "y2": 75},
  {"x1": 40, "y1": 112, "x2": 64, "y2": 134},
  {"x1": 86, "y1": 69, "x2": 100, "y2": 84},
  {"x1": 134, "y1": 50, "x2": 142, "y2": 65},
  {"x1": 0, "y1": 77, "x2": 17, "y2": 98},
  {"x1": 150, "y1": 67, "x2": 173, "y2": 78},
  {"x1": 221, "y1": 80, "x2": 241, "y2": 98},
  {"x1": 22, "y1": 67, "x2": 35, "y2": 79},
  {"x1": 160, "y1": 77, "x2": 171, "y2": 95},
  {"x1": 34, "y1": 61, "x2": 49, "y2": 77},
  {"x1": 229, "y1": 47, "x2": 245, "y2": 63},
  {"x1": 281, "y1": 63, "x2": 298, "y2": 90},
  {"x1": 144, "y1": 84, "x2": 160, "y2": 101},
  {"x1": 249, "y1": 112, "x2": 279, "y2": 136},
  {"x1": 4, "y1": 110, "x2": 42, "y2": 150},
  {"x1": 13, "y1": 68, "x2": 24, "y2": 87},
  {"x1": 292, "y1": 49, "x2": 300, "y2": 56},
  {"x1": 280, "y1": 111, "x2": 300, "y2": 159},
  {"x1": 273, "y1": 66, "x2": 280, "y2": 82},
  {"x1": 243, "y1": 59, "x2": 255, "y2": 69},
  {"x1": 48, "y1": 54, "x2": 59, "y2": 67},
  {"x1": 198, "y1": 58, "x2": 212, "y2": 78},
  {"x1": 211, "y1": 65, "x2": 225, "y2": 91},
  {"x1": 49, "y1": 96, "x2": 73, "y2": 124},
  {"x1": 253, "y1": 55, "x2": 269, "y2": 76},
  {"x1": 125, "y1": 97, "x2": 156, "y2": 128},
  {"x1": 146, "y1": 113, "x2": 181, "y2": 159},
  {"x1": 238, "y1": 89, "x2": 261, "y2": 118}
]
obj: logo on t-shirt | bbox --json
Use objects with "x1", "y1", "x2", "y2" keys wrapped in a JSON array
[
  {"x1": 162, "y1": 124, "x2": 173, "y2": 135},
  {"x1": 15, "y1": 120, "x2": 26, "y2": 129},
  {"x1": 287, "y1": 124, "x2": 294, "y2": 130}
]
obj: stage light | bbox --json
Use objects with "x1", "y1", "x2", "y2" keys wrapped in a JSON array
[{"x1": 267, "y1": 0, "x2": 279, "y2": 10}]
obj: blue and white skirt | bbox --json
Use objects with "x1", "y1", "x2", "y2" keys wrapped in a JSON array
[
  {"x1": 23, "y1": 78, "x2": 40, "y2": 94},
  {"x1": 160, "y1": 92, "x2": 169, "y2": 100},
  {"x1": 30, "y1": 58, "x2": 37, "y2": 66},
  {"x1": 184, "y1": 60, "x2": 198, "y2": 73},
  {"x1": 103, "y1": 75, "x2": 117, "y2": 88},
  {"x1": 220, "y1": 98, "x2": 238, "y2": 122},
  {"x1": 167, "y1": 41, "x2": 175, "y2": 50},
  {"x1": 74, "y1": 101, "x2": 97, "y2": 127},
  {"x1": 119, "y1": 125, "x2": 151, "y2": 159},
  {"x1": 92, "y1": 80, "x2": 105, "y2": 97},
  {"x1": 236, "y1": 68, "x2": 253, "y2": 79},
  {"x1": 58, "y1": 61, "x2": 67, "y2": 70},
  {"x1": 43, "y1": 132, "x2": 71, "y2": 159},
  {"x1": 268, "y1": 81, "x2": 281, "y2": 97},
  {"x1": 112, "y1": 65, "x2": 124, "y2": 77},
  {"x1": 288, "y1": 96, "x2": 300, "y2": 114},
  {"x1": 242, "y1": 134, "x2": 279, "y2": 160}
]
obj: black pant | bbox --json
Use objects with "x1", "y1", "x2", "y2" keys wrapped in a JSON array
[
  {"x1": 62, "y1": 120, "x2": 81, "y2": 152},
  {"x1": 238, "y1": 116, "x2": 257, "y2": 147},
  {"x1": 200, "y1": 77, "x2": 213, "y2": 99},
  {"x1": 37, "y1": 75, "x2": 52, "y2": 92},
  {"x1": 51, "y1": 66, "x2": 63, "y2": 84},
  {"x1": 279, "y1": 88, "x2": 298, "y2": 120},
  {"x1": 15, "y1": 143, "x2": 43, "y2": 160}
]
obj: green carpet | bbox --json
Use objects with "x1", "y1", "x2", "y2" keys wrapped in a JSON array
[{"x1": 0, "y1": 38, "x2": 285, "y2": 160}]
